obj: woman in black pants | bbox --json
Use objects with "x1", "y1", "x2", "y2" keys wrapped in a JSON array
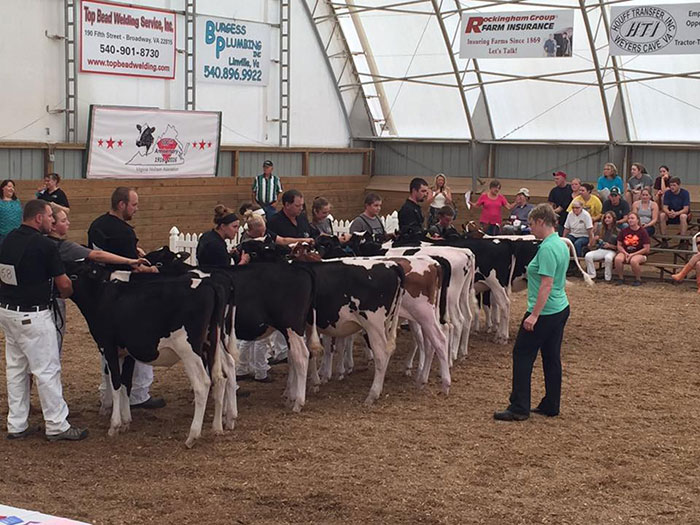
[{"x1": 494, "y1": 203, "x2": 571, "y2": 421}]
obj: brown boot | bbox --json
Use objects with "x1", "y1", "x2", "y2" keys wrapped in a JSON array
[{"x1": 672, "y1": 261, "x2": 694, "y2": 282}]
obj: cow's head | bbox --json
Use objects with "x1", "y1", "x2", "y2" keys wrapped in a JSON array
[
  {"x1": 240, "y1": 238, "x2": 286, "y2": 263},
  {"x1": 345, "y1": 231, "x2": 386, "y2": 257},
  {"x1": 135, "y1": 124, "x2": 156, "y2": 152},
  {"x1": 315, "y1": 235, "x2": 349, "y2": 259},
  {"x1": 463, "y1": 221, "x2": 485, "y2": 238},
  {"x1": 393, "y1": 225, "x2": 426, "y2": 247},
  {"x1": 144, "y1": 246, "x2": 193, "y2": 275}
]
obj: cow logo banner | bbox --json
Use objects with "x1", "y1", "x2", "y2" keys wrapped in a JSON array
[
  {"x1": 86, "y1": 106, "x2": 221, "y2": 178},
  {"x1": 196, "y1": 15, "x2": 271, "y2": 86},
  {"x1": 460, "y1": 10, "x2": 574, "y2": 58},
  {"x1": 80, "y1": 0, "x2": 176, "y2": 79},
  {"x1": 609, "y1": 4, "x2": 700, "y2": 55}
]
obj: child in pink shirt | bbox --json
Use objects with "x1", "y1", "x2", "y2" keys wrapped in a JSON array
[{"x1": 474, "y1": 180, "x2": 512, "y2": 234}]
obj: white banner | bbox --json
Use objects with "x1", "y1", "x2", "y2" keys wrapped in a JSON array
[
  {"x1": 80, "y1": 0, "x2": 176, "y2": 79},
  {"x1": 86, "y1": 106, "x2": 221, "y2": 178},
  {"x1": 196, "y1": 15, "x2": 270, "y2": 86},
  {"x1": 460, "y1": 10, "x2": 574, "y2": 58},
  {"x1": 609, "y1": 4, "x2": 700, "y2": 55}
]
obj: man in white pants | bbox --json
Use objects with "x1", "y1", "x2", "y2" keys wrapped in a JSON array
[
  {"x1": 0, "y1": 200, "x2": 87, "y2": 441},
  {"x1": 87, "y1": 187, "x2": 164, "y2": 409}
]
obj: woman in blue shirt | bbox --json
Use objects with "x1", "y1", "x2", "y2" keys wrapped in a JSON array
[
  {"x1": 494, "y1": 203, "x2": 571, "y2": 421},
  {"x1": 0, "y1": 179, "x2": 22, "y2": 245},
  {"x1": 596, "y1": 163, "x2": 623, "y2": 201}
]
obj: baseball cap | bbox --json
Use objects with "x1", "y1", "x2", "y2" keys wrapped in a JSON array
[
  {"x1": 263, "y1": 160, "x2": 273, "y2": 167},
  {"x1": 609, "y1": 187, "x2": 620, "y2": 197},
  {"x1": 553, "y1": 171, "x2": 567, "y2": 178},
  {"x1": 517, "y1": 187, "x2": 530, "y2": 198}
]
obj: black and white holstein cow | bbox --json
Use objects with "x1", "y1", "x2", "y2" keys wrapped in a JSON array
[
  {"x1": 68, "y1": 263, "x2": 233, "y2": 448},
  {"x1": 302, "y1": 259, "x2": 405, "y2": 405},
  {"x1": 316, "y1": 255, "x2": 451, "y2": 394}
]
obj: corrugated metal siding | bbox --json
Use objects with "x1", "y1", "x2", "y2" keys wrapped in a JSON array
[
  {"x1": 238, "y1": 151, "x2": 302, "y2": 177},
  {"x1": 216, "y1": 151, "x2": 232, "y2": 177},
  {"x1": 309, "y1": 152, "x2": 364, "y2": 176},
  {"x1": 494, "y1": 145, "x2": 609, "y2": 182},
  {"x1": 0, "y1": 149, "x2": 45, "y2": 180},
  {"x1": 373, "y1": 142, "x2": 472, "y2": 178},
  {"x1": 630, "y1": 148, "x2": 700, "y2": 185},
  {"x1": 53, "y1": 150, "x2": 84, "y2": 179}
]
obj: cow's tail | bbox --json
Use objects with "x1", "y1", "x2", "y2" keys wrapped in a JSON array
[
  {"x1": 206, "y1": 282, "x2": 225, "y2": 379},
  {"x1": 561, "y1": 237, "x2": 594, "y2": 286},
  {"x1": 297, "y1": 263, "x2": 323, "y2": 358},
  {"x1": 430, "y1": 255, "x2": 451, "y2": 325},
  {"x1": 507, "y1": 253, "x2": 517, "y2": 295},
  {"x1": 386, "y1": 263, "x2": 406, "y2": 354}
]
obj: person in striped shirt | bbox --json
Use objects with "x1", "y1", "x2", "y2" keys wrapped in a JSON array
[{"x1": 252, "y1": 160, "x2": 283, "y2": 218}]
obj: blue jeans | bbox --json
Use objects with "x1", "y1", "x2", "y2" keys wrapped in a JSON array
[
  {"x1": 262, "y1": 204, "x2": 277, "y2": 217},
  {"x1": 567, "y1": 235, "x2": 589, "y2": 256}
]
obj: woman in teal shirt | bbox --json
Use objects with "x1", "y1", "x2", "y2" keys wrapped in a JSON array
[
  {"x1": 494, "y1": 203, "x2": 571, "y2": 421},
  {"x1": 596, "y1": 162, "x2": 623, "y2": 201},
  {"x1": 0, "y1": 179, "x2": 22, "y2": 244}
]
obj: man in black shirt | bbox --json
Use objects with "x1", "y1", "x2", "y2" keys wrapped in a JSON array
[
  {"x1": 398, "y1": 177, "x2": 430, "y2": 233},
  {"x1": 88, "y1": 187, "x2": 164, "y2": 410},
  {"x1": 266, "y1": 189, "x2": 315, "y2": 241},
  {"x1": 548, "y1": 171, "x2": 573, "y2": 234},
  {"x1": 0, "y1": 200, "x2": 87, "y2": 441}
]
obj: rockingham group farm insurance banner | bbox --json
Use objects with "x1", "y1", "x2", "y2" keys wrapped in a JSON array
[
  {"x1": 609, "y1": 3, "x2": 700, "y2": 55},
  {"x1": 86, "y1": 106, "x2": 221, "y2": 178},
  {"x1": 460, "y1": 10, "x2": 574, "y2": 58},
  {"x1": 80, "y1": 0, "x2": 176, "y2": 79},
  {"x1": 196, "y1": 15, "x2": 271, "y2": 86}
]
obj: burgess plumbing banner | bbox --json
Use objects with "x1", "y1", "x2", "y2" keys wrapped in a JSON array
[
  {"x1": 86, "y1": 106, "x2": 221, "y2": 178},
  {"x1": 609, "y1": 3, "x2": 700, "y2": 55},
  {"x1": 196, "y1": 15, "x2": 271, "y2": 86},
  {"x1": 460, "y1": 10, "x2": 574, "y2": 58},
  {"x1": 80, "y1": 0, "x2": 176, "y2": 79}
]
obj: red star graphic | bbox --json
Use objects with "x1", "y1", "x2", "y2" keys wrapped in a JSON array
[
  {"x1": 207, "y1": 142, "x2": 212, "y2": 148},
  {"x1": 117, "y1": 139, "x2": 123, "y2": 147},
  {"x1": 199, "y1": 140, "x2": 206, "y2": 150},
  {"x1": 192, "y1": 142, "x2": 198, "y2": 148},
  {"x1": 97, "y1": 139, "x2": 104, "y2": 147},
  {"x1": 106, "y1": 137, "x2": 115, "y2": 149}
]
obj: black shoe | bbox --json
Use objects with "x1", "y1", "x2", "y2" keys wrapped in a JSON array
[
  {"x1": 614, "y1": 279, "x2": 625, "y2": 286},
  {"x1": 532, "y1": 407, "x2": 558, "y2": 417},
  {"x1": 631, "y1": 280, "x2": 643, "y2": 287},
  {"x1": 493, "y1": 409, "x2": 528, "y2": 421},
  {"x1": 237, "y1": 390, "x2": 251, "y2": 398},
  {"x1": 659, "y1": 240, "x2": 669, "y2": 248},
  {"x1": 236, "y1": 374, "x2": 253, "y2": 381},
  {"x1": 254, "y1": 375, "x2": 274, "y2": 383},
  {"x1": 131, "y1": 396, "x2": 166, "y2": 409},
  {"x1": 268, "y1": 357, "x2": 288, "y2": 365},
  {"x1": 46, "y1": 426, "x2": 88, "y2": 442},
  {"x1": 7, "y1": 425, "x2": 40, "y2": 440}
]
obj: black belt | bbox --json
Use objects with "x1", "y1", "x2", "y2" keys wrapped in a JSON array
[{"x1": 0, "y1": 303, "x2": 50, "y2": 312}]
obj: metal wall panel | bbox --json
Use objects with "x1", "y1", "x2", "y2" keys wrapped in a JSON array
[
  {"x1": 630, "y1": 148, "x2": 700, "y2": 185},
  {"x1": 309, "y1": 152, "x2": 364, "y2": 176},
  {"x1": 53, "y1": 150, "x2": 84, "y2": 179},
  {"x1": 372, "y1": 142, "x2": 472, "y2": 178},
  {"x1": 0, "y1": 149, "x2": 45, "y2": 180},
  {"x1": 494, "y1": 145, "x2": 609, "y2": 182},
  {"x1": 238, "y1": 151, "x2": 302, "y2": 177},
  {"x1": 216, "y1": 151, "x2": 232, "y2": 178}
]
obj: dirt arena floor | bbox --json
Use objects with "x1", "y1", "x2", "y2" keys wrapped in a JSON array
[{"x1": 0, "y1": 279, "x2": 698, "y2": 524}]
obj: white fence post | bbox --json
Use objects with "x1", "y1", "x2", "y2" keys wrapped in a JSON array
[{"x1": 169, "y1": 226, "x2": 180, "y2": 252}]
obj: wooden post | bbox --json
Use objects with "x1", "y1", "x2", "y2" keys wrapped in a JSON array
[
  {"x1": 302, "y1": 151, "x2": 310, "y2": 176},
  {"x1": 233, "y1": 150, "x2": 239, "y2": 178}
]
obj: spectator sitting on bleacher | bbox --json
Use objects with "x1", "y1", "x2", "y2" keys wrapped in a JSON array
[
  {"x1": 563, "y1": 200, "x2": 594, "y2": 256},
  {"x1": 502, "y1": 188, "x2": 534, "y2": 234},
  {"x1": 602, "y1": 187, "x2": 630, "y2": 227},
  {"x1": 568, "y1": 183, "x2": 602, "y2": 222},
  {"x1": 614, "y1": 212, "x2": 650, "y2": 287},
  {"x1": 659, "y1": 177, "x2": 691, "y2": 247},
  {"x1": 428, "y1": 206, "x2": 459, "y2": 239},
  {"x1": 625, "y1": 162, "x2": 653, "y2": 207},
  {"x1": 671, "y1": 252, "x2": 700, "y2": 293},
  {"x1": 653, "y1": 165, "x2": 671, "y2": 209},
  {"x1": 596, "y1": 163, "x2": 623, "y2": 201},
  {"x1": 632, "y1": 188, "x2": 659, "y2": 235},
  {"x1": 570, "y1": 177, "x2": 582, "y2": 197},
  {"x1": 584, "y1": 211, "x2": 618, "y2": 282}
]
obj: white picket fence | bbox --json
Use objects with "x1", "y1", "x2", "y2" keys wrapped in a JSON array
[{"x1": 168, "y1": 211, "x2": 400, "y2": 266}]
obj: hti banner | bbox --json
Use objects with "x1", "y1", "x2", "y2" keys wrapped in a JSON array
[
  {"x1": 609, "y1": 4, "x2": 700, "y2": 55},
  {"x1": 85, "y1": 106, "x2": 221, "y2": 179},
  {"x1": 460, "y1": 10, "x2": 574, "y2": 58}
]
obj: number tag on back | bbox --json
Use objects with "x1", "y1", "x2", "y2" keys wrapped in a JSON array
[{"x1": 0, "y1": 263, "x2": 18, "y2": 286}]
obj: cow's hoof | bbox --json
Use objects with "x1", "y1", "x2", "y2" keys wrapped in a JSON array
[
  {"x1": 120, "y1": 423, "x2": 130, "y2": 433},
  {"x1": 336, "y1": 374, "x2": 345, "y2": 381},
  {"x1": 404, "y1": 369, "x2": 413, "y2": 377},
  {"x1": 291, "y1": 402, "x2": 303, "y2": 413},
  {"x1": 107, "y1": 426, "x2": 119, "y2": 437},
  {"x1": 185, "y1": 437, "x2": 196, "y2": 449},
  {"x1": 441, "y1": 384, "x2": 451, "y2": 395},
  {"x1": 363, "y1": 396, "x2": 376, "y2": 406},
  {"x1": 213, "y1": 428, "x2": 225, "y2": 436},
  {"x1": 311, "y1": 384, "x2": 320, "y2": 394},
  {"x1": 224, "y1": 421, "x2": 236, "y2": 431}
]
